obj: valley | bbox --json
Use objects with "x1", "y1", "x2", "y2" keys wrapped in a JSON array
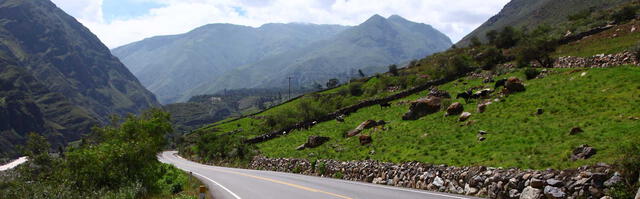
[{"x1": 1, "y1": 0, "x2": 640, "y2": 198}]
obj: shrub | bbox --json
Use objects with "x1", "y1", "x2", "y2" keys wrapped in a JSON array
[
  {"x1": 332, "y1": 171, "x2": 344, "y2": 179},
  {"x1": 388, "y1": 64, "x2": 399, "y2": 76},
  {"x1": 610, "y1": 140, "x2": 640, "y2": 198},
  {"x1": 516, "y1": 25, "x2": 558, "y2": 68},
  {"x1": 470, "y1": 36, "x2": 482, "y2": 47},
  {"x1": 349, "y1": 82, "x2": 364, "y2": 96},
  {"x1": 317, "y1": 161, "x2": 326, "y2": 175},
  {"x1": 495, "y1": 26, "x2": 521, "y2": 49},
  {"x1": 524, "y1": 68, "x2": 541, "y2": 80},
  {"x1": 476, "y1": 47, "x2": 505, "y2": 70},
  {"x1": 326, "y1": 78, "x2": 339, "y2": 88},
  {"x1": 612, "y1": 6, "x2": 638, "y2": 23}
]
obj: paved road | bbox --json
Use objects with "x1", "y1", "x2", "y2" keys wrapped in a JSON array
[{"x1": 159, "y1": 151, "x2": 477, "y2": 199}]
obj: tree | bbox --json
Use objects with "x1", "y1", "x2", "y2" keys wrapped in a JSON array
[
  {"x1": 516, "y1": 25, "x2": 558, "y2": 68},
  {"x1": 495, "y1": 26, "x2": 520, "y2": 49},
  {"x1": 475, "y1": 47, "x2": 505, "y2": 70},
  {"x1": 486, "y1": 30, "x2": 498, "y2": 45},
  {"x1": 326, "y1": 78, "x2": 339, "y2": 88},
  {"x1": 612, "y1": 6, "x2": 638, "y2": 23},
  {"x1": 470, "y1": 36, "x2": 482, "y2": 47},
  {"x1": 388, "y1": 64, "x2": 399, "y2": 76},
  {"x1": 358, "y1": 69, "x2": 365, "y2": 78}
]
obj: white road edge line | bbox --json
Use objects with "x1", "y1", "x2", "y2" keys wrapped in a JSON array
[
  {"x1": 190, "y1": 171, "x2": 243, "y2": 199},
  {"x1": 337, "y1": 179, "x2": 470, "y2": 199},
  {"x1": 171, "y1": 152, "x2": 469, "y2": 199},
  {"x1": 256, "y1": 169, "x2": 471, "y2": 199},
  {"x1": 164, "y1": 153, "x2": 242, "y2": 199}
]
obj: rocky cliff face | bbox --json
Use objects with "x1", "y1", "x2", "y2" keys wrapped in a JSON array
[{"x1": 0, "y1": 0, "x2": 159, "y2": 158}]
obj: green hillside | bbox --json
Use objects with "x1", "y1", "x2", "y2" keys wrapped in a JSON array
[
  {"x1": 458, "y1": 0, "x2": 635, "y2": 46},
  {"x1": 257, "y1": 66, "x2": 640, "y2": 170}
]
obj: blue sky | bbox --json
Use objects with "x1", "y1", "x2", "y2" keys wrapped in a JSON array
[
  {"x1": 51, "y1": 0, "x2": 510, "y2": 48},
  {"x1": 102, "y1": 0, "x2": 164, "y2": 22}
]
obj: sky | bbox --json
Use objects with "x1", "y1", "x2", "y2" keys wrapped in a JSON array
[{"x1": 50, "y1": 0, "x2": 510, "y2": 49}]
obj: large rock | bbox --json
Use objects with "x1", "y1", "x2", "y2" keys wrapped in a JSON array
[
  {"x1": 432, "y1": 176, "x2": 444, "y2": 187},
  {"x1": 402, "y1": 97, "x2": 442, "y2": 120},
  {"x1": 446, "y1": 102, "x2": 464, "y2": 116},
  {"x1": 635, "y1": 186, "x2": 640, "y2": 199},
  {"x1": 359, "y1": 135, "x2": 372, "y2": 145},
  {"x1": 530, "y1": 179, "x2": 545, "y2": 189},
  {"x1": 297, "y1": 136, "x2": 330, "y2": 150},
  {"x1": 347, "y1": 120, "x2": 378, "y2": 137},
  {"x1": 543, "y1": 186, "x2": 566, "y2": 199},
  {"x1": 459, "y1": 112, "x2": 472, "y2": 122},
  {"x1": 504, "y1": 77, "x2": 525, "y2": 93},
  {"x1": 604, "y1": 172, "x2": 622, "y2": 187},
  {"x1": 520, "y1": 186, "x2": 543, "y2": 199},
  {"x1": 477, "y1": 103, "x2": 487, "y2": 113},
  {"x1": 571, "y1": 144, "x2": 597, "y2": 161}
]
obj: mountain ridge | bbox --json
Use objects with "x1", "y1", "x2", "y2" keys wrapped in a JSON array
[
  {"x1": 114, "y1": 14, "x2": 452, "y2": 103},
  {"x1": 0, "y1": 0, "x2": 159, "y2": 158}
]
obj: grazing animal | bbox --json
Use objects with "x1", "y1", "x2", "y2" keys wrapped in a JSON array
[
  {"x1": 336, "y1": 115, "x2": 345, "y2": 122},
  {"x1": 380, "y1": 102, "x2": 391, "y2": 108},
  {"x1": 494, "y1": 78, "x2": 507, "y2": 89},
  {"x1": 473, "y1": 89, "x2": 494, "y2": 99},
  {"x1": 428, "y1": 87, "x2": 451, "y2": 98},
  {"x1": 456, "y1": 90, "x2": 473, "y2": 103}
]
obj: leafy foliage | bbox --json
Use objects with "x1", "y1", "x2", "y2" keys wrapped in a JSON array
[{"x1": 0, "y1": 109, "x2": 194, "y2": 198}]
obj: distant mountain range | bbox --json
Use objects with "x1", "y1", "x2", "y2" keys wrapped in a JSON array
[
  {"x1": 113, "y1": 15, "x2": 452, "y2": 104},
  {"x1": 458, "y1": 0, "x2": 634, "y2": 46},
  {"x1": 0, "y1": 0, "x2": 158, "y2": 158}
]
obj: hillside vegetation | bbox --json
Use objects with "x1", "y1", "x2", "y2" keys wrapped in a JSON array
[{"x1": 257, "y1": 66, "x2": 640, "y2": 169}]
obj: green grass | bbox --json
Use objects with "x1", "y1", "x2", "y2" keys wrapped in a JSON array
[
  {"x1": 256, "y1": 66, "x2": 640, "y2": 170},
  {"x1": 555, "y1": 21, "x2": 640, "y2": 57}
]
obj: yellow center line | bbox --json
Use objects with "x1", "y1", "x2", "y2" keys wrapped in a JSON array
[{"x1": 206, "y1": 167, "x2": 353, "y2": 199}]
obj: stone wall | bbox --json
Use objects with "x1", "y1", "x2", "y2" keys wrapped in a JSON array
[
  {"x1": 250, "y1": 156, "x2": 622, "y2": 199},
  {"x1": 553, "y1": 52, "x2": 638, "y2": 68}
]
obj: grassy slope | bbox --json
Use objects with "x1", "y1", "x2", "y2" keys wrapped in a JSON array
[
  {"x1": 556, "y1": 20, "x2": 640, "y2": 57},
  {"x1": 257, "y1": 66, "x2": 640, "y2": 170}
]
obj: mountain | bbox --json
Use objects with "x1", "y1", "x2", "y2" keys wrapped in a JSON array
[
  {"x1": 458, "y1": 0, "x2": 634, "y2": 46},
  {"x1": 0, "y1": 0, "x2": 159, "y2": 157},
  {"x1": 192, "y1": 15, "x2": 452, "y2": 97},
  {"x1": 113, "y1": 23, "x2": 348, "y2": 104},
  {"x1": 114, "y1": 15, "x2": 452, "y2": 104}
]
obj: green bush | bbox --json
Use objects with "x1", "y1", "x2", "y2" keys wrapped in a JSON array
[
  {"x1": 332, "y1": 171, "x2": 344, "y2": 179},
  {"x1": 524, "y1": 68, "x2": 541, "y2": 80},
  {"x1": 349, "y1": 82, "x2": 364, "y2": 96},
  {"x1": 612, "y1": 6, "x2": 638, "y2": 23}
]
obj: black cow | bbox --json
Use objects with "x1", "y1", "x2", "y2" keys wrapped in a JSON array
[
  {"x1": 380, "y1": 102, "x2": 391, "y2": 108},
  {"x1": 456, "y1": 90, "x2": 473, "y2": 103},
  {"x1": 494, "y1": 78, "x2": 507, "y2": 89}
]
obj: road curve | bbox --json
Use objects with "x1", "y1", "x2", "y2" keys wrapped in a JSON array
[{"x1": 159, "y1": 151, "x2": 478, "y2": 199}]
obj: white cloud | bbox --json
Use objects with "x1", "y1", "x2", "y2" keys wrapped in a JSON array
[{"x1": 51, "y1": 0, "x2": 510, "y2": 48}]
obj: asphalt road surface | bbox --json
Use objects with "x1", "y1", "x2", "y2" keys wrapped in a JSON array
[{"x1": 159, "y1": 151, "x2": 477, "y2": 199}]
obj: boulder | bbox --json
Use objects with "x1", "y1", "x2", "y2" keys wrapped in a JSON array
[
  {"x1": 635, "y1": 186, "x2": 640, "y2": 199},
  {"x1": 543, "y1": 186, "x2": 566, "y2": 199},
  {"x1": 402, "y1": 97, "x2": 442, "y2": 120},
  {"x1": 459, "y1": 112, "x2": 472, "y2": 122},
  {"x1": 509, "y1": 189, "x2": 521, "y2": 199},
  {"x1": 477, "y1": 103, "x2": 487, "y2": 113},
  {"x1": 478, "y1": 137, "x2": 486, "y2": 142},
  {"x1": 446, "y1": 102, "x2": 464, "y2": 116},
  {"x1": 504, "y1": 77, "x2": 525, "y2": 93},
  {"x1": 571, "y1": 144, "x2": 597, "y2": 161},
  {"x1": 520, "y1": 186, "x2": 543, "y2": 199},
  {"x1": 530, "y1": 178, "x2": 545, "y2": 189},
  {"x1": 604, "y1": 172, "x2": 623, "y2": 187},
  {"x1": 432, "y1": 176, "x2": 444, "y2": 187},
  {"x1": 359, "y1": 135, "x2": 372, "y2": 145},
  {"x1": 347, "y1": 120, "x2": 378, "y2": 137},
  {"x1": 297, "y1": 136, "x2": 330, "y2": 150},
  {"x1": 569, "y1": 127, "x2": 583, "y2": 135},
  {"x1": 546, "y1": 179, "x2": 564, "y2": 187}
]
